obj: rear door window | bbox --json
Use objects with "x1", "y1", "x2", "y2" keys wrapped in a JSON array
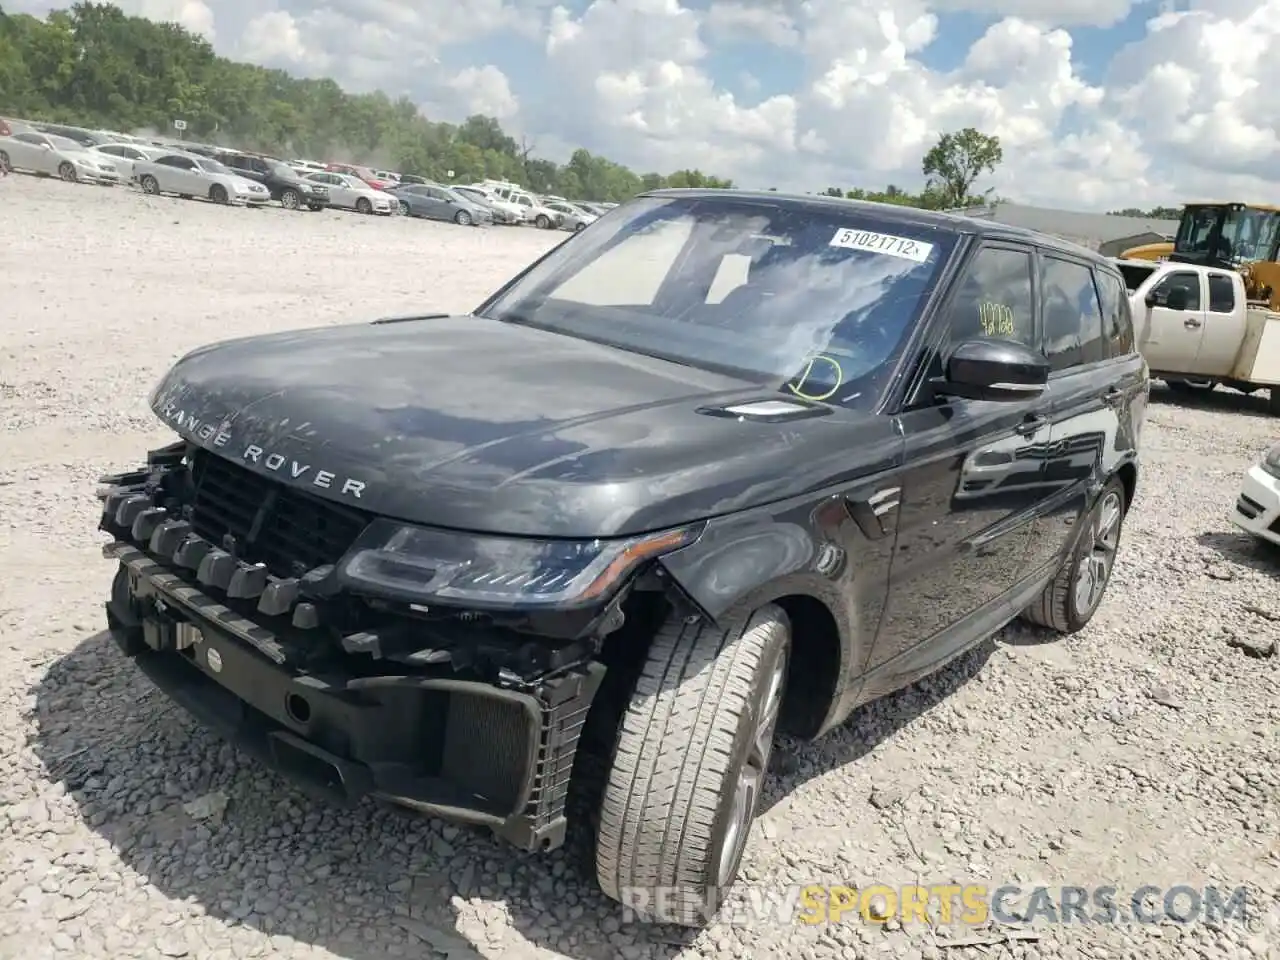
[
  {"x1": 1040, "y1": 255, "x2": 1106, "y2": 370},
  {"x1": 1207, "y1": 273, "x2": 1235, "y2": 313},
  {"x1": 1093, "y1": 270, "x2": 1135, "y2": 357}
]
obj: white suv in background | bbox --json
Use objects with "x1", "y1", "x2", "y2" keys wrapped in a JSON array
[{"x1": 1230, "y1": 441, "x2": 1280, "y2": 546}]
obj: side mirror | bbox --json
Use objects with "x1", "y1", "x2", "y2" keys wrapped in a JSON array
[{"x1": 934, "y1": 339, "x2": 1050, "y2": 402}]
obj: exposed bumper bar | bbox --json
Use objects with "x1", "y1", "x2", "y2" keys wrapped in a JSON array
[{"x1": 105, "y1": 540, "x2": 605, "y2": 851}]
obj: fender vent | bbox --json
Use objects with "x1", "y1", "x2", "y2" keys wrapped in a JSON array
[{"x1": 697, "y1": 398, "x2": 831, "y2": 422}]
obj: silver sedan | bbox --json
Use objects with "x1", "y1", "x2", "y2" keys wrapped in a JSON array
[{"x1": 0, "y1": 131, "x2": 123, "y2": 184}]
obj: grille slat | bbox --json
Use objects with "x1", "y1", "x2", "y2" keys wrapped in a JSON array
[{"x1": 188, "y1": 450, "x2": 372, "y2": 579}]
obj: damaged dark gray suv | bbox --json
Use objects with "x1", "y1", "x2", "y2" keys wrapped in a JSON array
[{"x1": 96, "y1": 189, "x2": 1146, "y2": 925}]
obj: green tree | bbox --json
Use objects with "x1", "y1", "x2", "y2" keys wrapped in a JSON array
[{"x1": 921, "y1": 127, "x2": 1003, "y2": 208}]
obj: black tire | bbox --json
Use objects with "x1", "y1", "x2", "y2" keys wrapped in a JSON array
[
  {"x1": 575, "y1": 221, "x2": 586, "y2": 232},
  {"x1": 280, "y1": 189, "x2": 300, "y2": 210},
  {"x1": 58, "y1": 162, "x2": 77, "y2": 182},
  {"x1": 209, "y1": 184, "x2": 228, "y2": 204},
  {"x1": 140, "y1": 175, "x2": 160, "y2": 195},
  {"x1": 1268, "y1": 388, "x2": 1280, "y2": 416},
  {"x1": 454, "y1": 209, "x2": 472, "y2": 226},
  {"x1": 595, "y1": 605, "x2": 791, "y2": 926},
  {"x1": 179, "y1": 194, "x2": 192, "y2": 200},
  {"x1": 0, "y1": 150, "x2": 10, "y2": 173},
  {"x1": 535, "y1": 213, "x2": 550, "y2": 229},
  {"x1": 356, "y1": 197, "x2": 372, "y2": 214},
  {"x1": 308, "y1": 204, "x2": 324, "y2": 211},
  {"x1": 1021, "y1": 475, "x2": 1127, "y2": 633},
  {"x1": 1165, "y1": 379, "x2": 1212, "y2": 393}
]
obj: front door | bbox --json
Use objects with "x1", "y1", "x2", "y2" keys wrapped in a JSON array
[
  {"x1": 1136, "y1": 269, "x2": 1207, "y2": 372},
  {"x1": 869, "y1": 243, "x2": 1050, "y2": 689}
]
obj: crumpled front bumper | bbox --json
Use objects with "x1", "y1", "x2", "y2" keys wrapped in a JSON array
[{"x1": 97, "y1": 462, "x2": 605, "y2": 852}]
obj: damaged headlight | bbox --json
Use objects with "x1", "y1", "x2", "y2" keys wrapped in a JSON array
[
  {"x1": 338, "y1": 519, "x2": 702, "y2": 609},
  {"x1": 1262, "y1": 442, "x2": 1280, "y2": 480}
]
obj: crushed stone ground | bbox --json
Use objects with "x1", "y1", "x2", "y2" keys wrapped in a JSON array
[{"x1": 1, "y1": 175, "x2": 1278, "y2": 960}]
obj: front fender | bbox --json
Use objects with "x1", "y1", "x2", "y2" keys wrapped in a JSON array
[{"x1": 656, "y1": 498, "x2": 880, "y2": 736}]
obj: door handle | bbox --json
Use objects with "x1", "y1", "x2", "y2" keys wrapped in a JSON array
[
  {"x1": 1014, "y1": 414, "x2": 1046, "y2": 436},
  {"x1": 1184, "y1": 317, "x2": 1202, "y2": 328}
]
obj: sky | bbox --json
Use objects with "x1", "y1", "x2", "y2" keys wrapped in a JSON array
[{"x1": 10, "y1": 0, "x2": 1280, "y2": 210}]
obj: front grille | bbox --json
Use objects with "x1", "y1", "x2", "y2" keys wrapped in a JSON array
[{"x1": 188, "y1": 450, "x2": 371, "y2": 579}]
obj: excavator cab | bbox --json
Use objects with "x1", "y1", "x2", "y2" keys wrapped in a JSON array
[{"x1": 1122, "y1": 203, "x2": 1280, "y2": 308}]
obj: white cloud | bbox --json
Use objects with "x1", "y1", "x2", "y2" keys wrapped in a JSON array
[
  {"x1": 7, "y1": 0, "x2": 1280, "y2": 209},
  {"x1": 448, "y1": 65, "x2": 520, "y2": 120}
]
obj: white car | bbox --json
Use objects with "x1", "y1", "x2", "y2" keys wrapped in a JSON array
[
  {"x1": 89, "y1": 142, "x2": 179, "y2": 181},
  {"x1": 1230, "y1": 442, "x2": 1280, "y2": 547},
  {"x1": 0, "y1": 131, "x2": 123, "y2": 184},
  {"x1": 133, "y1": 152, "x2": 271, "y2": 206},
  {"x1": 304, "y1": 171, "x2": 396, "y2": 215},
  {"x1": 544, "y1": 200, "x2": 598, "y2": 232},
  {"x1": 452, "y1": 185, "x2": 521, "y2": 224}
]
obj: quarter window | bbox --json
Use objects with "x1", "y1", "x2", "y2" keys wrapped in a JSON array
[
  {"x1": 944, "y1": 246, "x2": 1036, "y2": 348},
  {"x1": 1041, "y1": 256, "x2": 1106, "y2": 371},
  {"x1": 1207, "y1": 273, "x2": 1235, "y2": 313}
]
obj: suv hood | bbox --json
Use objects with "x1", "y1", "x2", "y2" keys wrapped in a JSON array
[{"x1": 148, "y1": 315, "x2": 890, "y2": 538}]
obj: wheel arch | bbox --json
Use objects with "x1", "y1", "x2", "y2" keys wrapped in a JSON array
[{"x1": 1115, "y1": 458, "x2": 1138, "y2": 511}]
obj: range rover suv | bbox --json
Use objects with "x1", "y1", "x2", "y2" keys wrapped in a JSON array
[{"x1": 95, "y1": 190, "x2": 1147, "y2": 925}]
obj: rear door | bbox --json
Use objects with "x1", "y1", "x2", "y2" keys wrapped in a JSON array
[
  {"x1": 1137, "y1": 269, "x2": 1208, "y2": 372},
  {"x1": 1024, "y1": 254, "x2": 1141, "y2": 575},
  {"x1": 1195, "y1": 272, "x2": 1247, "y2": 376}
]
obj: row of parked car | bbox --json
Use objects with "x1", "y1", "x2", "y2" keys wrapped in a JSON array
[{"x1": 0, "y1": 118, "x2": 617, "y2": 232}]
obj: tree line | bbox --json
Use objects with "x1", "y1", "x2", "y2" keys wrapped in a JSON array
[{"x1": 0, "y1": 1, "x2": 1006, "y2": 206}]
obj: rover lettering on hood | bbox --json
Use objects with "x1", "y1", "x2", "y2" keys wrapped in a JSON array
[{"x1": 155, "y1": 399, "x2": 368, "y2": 500}]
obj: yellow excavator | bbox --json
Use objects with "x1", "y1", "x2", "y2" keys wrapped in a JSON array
[{"x1": 1119, "y1": 202, "x2": 1280, "y2": 310}]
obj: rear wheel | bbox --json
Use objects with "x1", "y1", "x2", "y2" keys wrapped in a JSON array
[
  {"x1": 535, "y1": 213, "x2": 550, "y2": 229},
  {"x1": 594, "y1": 605, "x2": 791, "y2": 925},
  {"x1": 356, "y1": 197, "x2": 372, "y2": 214},
  {"x1": 1021, "y1": 475, "x2": 1127, "y2": 633},
  {"x1": 140, "y1": 175, "x2": 160, "y2": 195},
  {"x1": 58, "y1": 162, "x2": 77, "y2": 182},
  {"x1": 280, "y1": 189, "x2": 300, "y2": 210},
  {"x1": 209, "y1": 184, "x2": 228, "y2": 204},
  {"x1": 454, "y1": 209, "x2": 472, "y2": 226}
]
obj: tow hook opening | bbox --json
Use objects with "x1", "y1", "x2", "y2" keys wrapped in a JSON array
[{"x1": 284, "y1": 692, "x2": 312, "y2": 725}]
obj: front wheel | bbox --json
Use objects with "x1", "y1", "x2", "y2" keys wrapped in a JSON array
[
  {"x1": 356, "y1": 197, "x2": 372, "y2": 214},
  {"x1": 535, "y1": 214, "x2": 550, "y2": 229},
  {"x1": 209, "y1": 184, "x2": 228, "y2": 204},
  {"x1": 58, "y1": 162, "x2": 77, "y2": 182},
  {"x1": 1021, "y1": 475, "x2": 1128, "y2": 633},
  {"x1": 280, "y1": 189, "x2": 300, "y2": 210},
  {"x1": 454, "y1": 209, "x2": 472, "y2": 226},
  {"x1": 595, "y1": 605, "x2": 791, "y2": 926}
]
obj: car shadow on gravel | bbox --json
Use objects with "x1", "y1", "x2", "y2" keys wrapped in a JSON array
[
  {"x1": 1196, "y1": 530, "x2": 1280, "y2": 578},
  {"x1": 37, "y1": 629, "x2": 975, "y2": 960},
  {"x1": 758, "y1": 636, "x2": 996, "y2": 815},
  {"x1": 1147, "y1": 382, "x2": 1274, "y2": 415}
]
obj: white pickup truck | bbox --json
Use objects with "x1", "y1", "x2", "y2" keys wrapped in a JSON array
[{"x1": 1113, "y1": 258, "x2": 1280, "y2": 414}]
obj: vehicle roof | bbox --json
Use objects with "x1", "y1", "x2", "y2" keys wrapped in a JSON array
[
  {"x1": 639, "y1": 189, "x2": 1117, "y2": 266},
  {"x1": 1184, "y1": 201, "x2": 1280, "y2": 213}
]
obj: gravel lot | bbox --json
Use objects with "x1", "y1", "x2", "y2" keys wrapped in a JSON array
[{"x1": 1, "y1": 174, "x2": 1278, "y2": 960}]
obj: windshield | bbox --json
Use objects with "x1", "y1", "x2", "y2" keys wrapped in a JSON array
[
  {"x1": 47, "y1": 135, "x2": 83, "y2": 151},
  {"x1": 195, "y1": 157, "x2": 230, "y2": 175},
  {"x1": 476, "y1": 195, "x2": 956, "y2": 408}
]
